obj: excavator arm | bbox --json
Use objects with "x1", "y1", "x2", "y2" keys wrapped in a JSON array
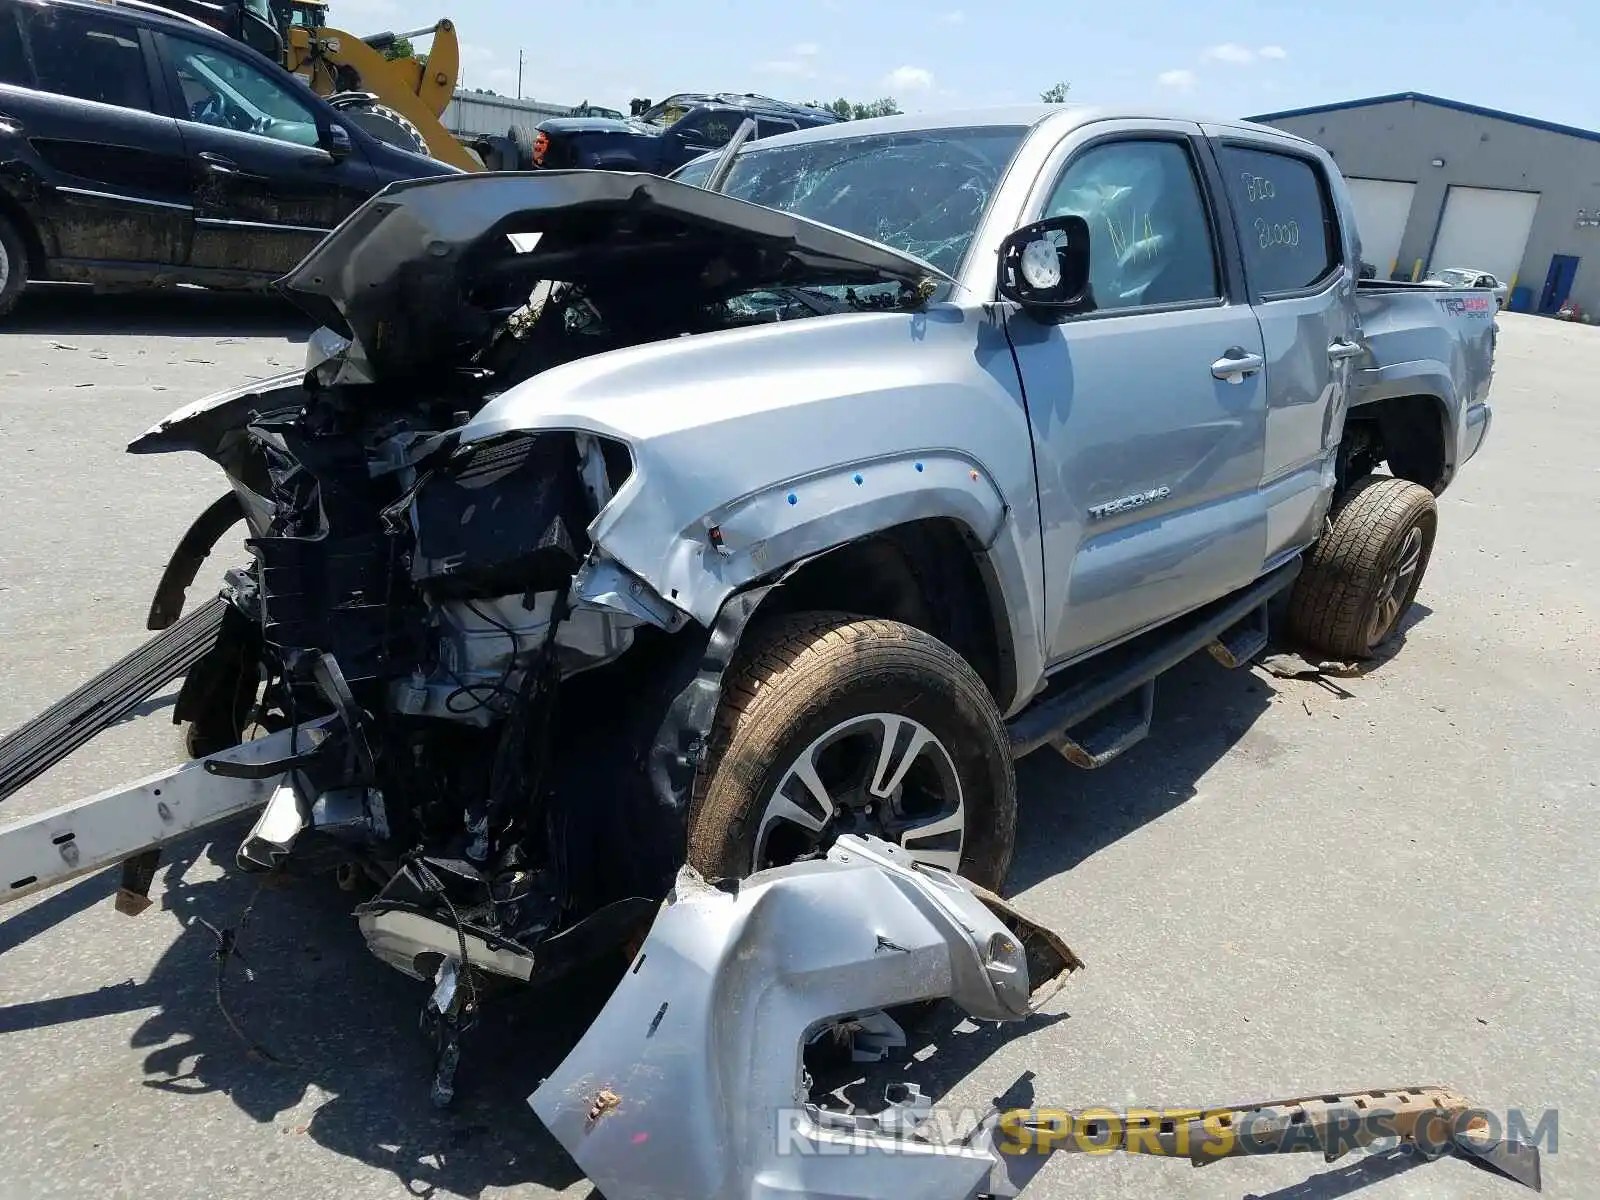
[{"x1": 285, "y1": 18, "x2": 483, "y2": 170}]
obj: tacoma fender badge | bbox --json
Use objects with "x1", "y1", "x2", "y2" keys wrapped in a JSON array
[{"x1": 1088, "y1": 486, "x2": 1171, "y2": 521}]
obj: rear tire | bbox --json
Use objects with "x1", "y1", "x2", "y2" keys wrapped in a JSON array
[
  {"x1": 0, "y1": 211, "x2": 30, "y2": 318},
  {"x1": 507, "y1": 124, "x2": 536, "y2": 170},
  {"x1": 688, "y1": 612, "x2": 1016, "y2": 891},
  {"x1": 1287, "y1": 476, "x2": 1438, "y2": 659},
  {"x1": 342, "y1": 102, "x2": 431, "y2": 158}
]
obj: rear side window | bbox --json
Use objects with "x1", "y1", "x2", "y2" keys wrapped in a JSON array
[
  {"x1": 1221, "y1": 145, "x2": 1339, "y2": 294},
  {"x1": 755, "y1": 117, "x2": 796, "y2": 140},
  {"x1": 21, "y1": 7, "x2": 153, "y2": 112}
]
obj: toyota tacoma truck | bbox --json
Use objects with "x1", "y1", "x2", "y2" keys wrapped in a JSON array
[{"x1": 0, "y1": 105, "x2": 1495, "y2": 1097}]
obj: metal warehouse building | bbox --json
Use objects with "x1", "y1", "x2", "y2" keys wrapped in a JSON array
[{"x1": 1251, "y1": 92, "x2": 1598, "y2": 316}]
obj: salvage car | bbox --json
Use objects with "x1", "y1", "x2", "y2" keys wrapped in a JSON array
[
  {"x1": 527, "y1": 91, "x2": 841, "y2": 174},
  {"x1": 0, "y1": 0, "x2": 458, "y2": 315},
  {"x1": 1425, "y1": 266, "x2": 1509, "y2": 308},
  {"x1": 0, "y1": 105, "x2": 1496, "y2": 1102}
]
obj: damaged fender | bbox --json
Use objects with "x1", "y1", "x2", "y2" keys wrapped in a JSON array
[
  {"x1": 458, "y1": 305, "x2": 1050, "y2": 709},
  {"x1": 529, "y1": 835, "x2": 1081, "y2": 1200}
]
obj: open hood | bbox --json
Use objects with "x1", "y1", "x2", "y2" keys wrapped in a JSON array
[{"x1": 278, "y1": 170, "x2": 954, "y2": 382}]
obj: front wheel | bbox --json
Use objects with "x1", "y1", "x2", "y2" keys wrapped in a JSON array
[
  {"x1": 1287, "y1": 475, "x2": 1438, "y2": 659},
  {"x1": 688, "y1": 613, "x2": 1016, "y2": 891},
  {"x1": 0, "y1": 211, "x2": 30, "y2": 318}
]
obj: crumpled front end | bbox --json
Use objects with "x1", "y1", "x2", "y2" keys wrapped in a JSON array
[{"x1": 105, "y1": 167, "x2": 959, "y2": 1081}]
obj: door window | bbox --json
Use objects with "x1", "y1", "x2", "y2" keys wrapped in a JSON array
[
  {"x1": 1042, "y1": 138, "x2": 1220, "y2": 311},
  {"x1": 164, "y1": 34, "x2": 321, "y2": 148},
  {"x1": 679, "y1": 110, "x2": 738, "y2": 145},
  {"x1": 21, "y1": 7, "x2": 152, "y2": 111},
  {"x1": 1219, "y1": 145, "x2": 1339, "y2": 294},
  {"x1": 0, "y1": 9, "x2": 29, "y2": 87}
]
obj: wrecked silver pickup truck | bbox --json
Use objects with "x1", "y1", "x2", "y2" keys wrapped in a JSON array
[{"x1": 0, "y1": 106, "x2": 1517, "y2": 1196}]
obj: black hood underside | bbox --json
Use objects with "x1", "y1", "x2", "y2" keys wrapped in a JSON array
[{"x1": 277, "y1": 170, "x2": 951, "y2": 382}]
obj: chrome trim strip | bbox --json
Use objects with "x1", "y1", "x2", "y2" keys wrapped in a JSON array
[
  {"x1": 195, "y1": 217, "x2": 332, "y2": 235},
  {"x1": 56, "y1": 185, "x2": 193, "y2": 212}
]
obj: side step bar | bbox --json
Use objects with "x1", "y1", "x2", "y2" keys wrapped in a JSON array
[
  {"x1": 0, "y1": 597, "x2": 226, "y2": 804},
  {"x1": 1008, "y1": 559, "x2": 1300, "y2": 763}
]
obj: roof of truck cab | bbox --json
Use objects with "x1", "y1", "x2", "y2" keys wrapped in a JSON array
[{"x1": 740, "y1": 104, "x2": 1320, "y2": 149}]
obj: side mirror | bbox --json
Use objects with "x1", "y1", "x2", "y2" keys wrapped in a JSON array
[
  {"x1": 321, "y1": 122, "x2": 353, "y2": 161},
  {"x1": 997, "y1": 214, "x2": 1092, "y2": 317}
]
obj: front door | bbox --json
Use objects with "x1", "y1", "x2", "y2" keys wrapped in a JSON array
[
  {"x1": 1539, "y1": 255, "x2": 1580, "y2": 314},
  {"x1": 1006, "y1": 126, "x2": 1270, "y2": 664},
  {"x1": 2, "y1": 2, "x2": 192, "y2": 271},
  {"x1": 1206, "y1": 133, "x2": 1360, "y2": 568},
  {"x1": 153, "y1": 30, "x2": 377, "y2": 279}
]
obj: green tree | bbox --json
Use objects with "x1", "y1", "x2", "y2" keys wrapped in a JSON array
[
  {"x1": 382, "y1": 36, "x2": 413, "y2": 60},
  {"x1": 851, "y1": 97, "x2": 901, "y2": 119},
  {"x1": 807, "y1": 97, "x2": 903, "y2": 120},
  {"x1": 1041, "y1": 81, "x2": 1071, "y2": 103}
]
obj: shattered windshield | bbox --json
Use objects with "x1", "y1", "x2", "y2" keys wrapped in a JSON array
[{"x1": 674, "y1": 126, "x2": 1027, "y2": 276}]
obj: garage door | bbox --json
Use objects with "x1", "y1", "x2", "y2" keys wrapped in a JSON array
[
  {"x1": 1427, "y1": 186, "x2": 1541, "y2": 286},
  {"x1": 1344, "y1": 178, "x2": 1415, "y2": 278}
]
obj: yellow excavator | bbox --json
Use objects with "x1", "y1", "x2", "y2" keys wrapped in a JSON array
[{"x1": 102, "y1": 0, "x2": 509, "y2": 171}]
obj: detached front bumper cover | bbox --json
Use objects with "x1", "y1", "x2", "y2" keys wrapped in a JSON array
[
  {"x1": 528, "y1": 835, "x2": 1541, "y2": 1200},
  {"x1": 528, "y1": 835, "x2": 1081, "y2": 1200}
]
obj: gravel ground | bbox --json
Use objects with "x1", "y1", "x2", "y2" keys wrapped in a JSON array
[{"x1": 0, "y1": 291, "x2": 1594, "y2": 1200}]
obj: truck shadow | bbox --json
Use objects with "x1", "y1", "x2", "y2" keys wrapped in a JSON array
[
  {"x1": 1006, "y1": 649, "x2": 1281, "y2": 893},
  {"x1": 1005, "y1": 603, "x2": 1431, "y2": 893},
  {"x1": 3, "y1": 287, "x2": 313, "y2": 341}
]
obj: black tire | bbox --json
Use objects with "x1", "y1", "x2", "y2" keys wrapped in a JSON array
[
  {"x1": 507, "y1": 124, "x2": 536, "y2": 170},
  {"x1": 0, "y1": 211, "x2": 30, "y2": 318},
  {"x1": 689, "y1": 612, "x2": 1016, "y2": 891},
  {"x1": 342, "y1": 102, "x2": 431, "y2": 157},
  {"x1": 1287, "y1": 475, "x2": 1438, "y2": 659}
]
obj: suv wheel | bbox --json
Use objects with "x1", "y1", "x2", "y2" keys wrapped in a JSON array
[
  {"x1": 0, "y1": 212, "x2": 30, "y2": 318},
  {"x1": 1287, "y1": 476, "x2": 1438, "y2": 659},
  {"x1": 688, "y1": 612, "x2": 1016, "y2": 890}
]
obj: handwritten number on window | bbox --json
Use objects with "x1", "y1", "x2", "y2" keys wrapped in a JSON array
[
  {"x1": 1254, "y1": 217, "x2": 1300, "y2": 250},
  {"x1": 1241, "y1": 172, "x2": 1276, "y2": 203}
]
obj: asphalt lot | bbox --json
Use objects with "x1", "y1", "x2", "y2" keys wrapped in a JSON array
[{"x1": 0, "y1": 291, "x2": 1595, "y2": 1200}]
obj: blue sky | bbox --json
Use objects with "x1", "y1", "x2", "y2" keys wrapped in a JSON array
[{"x1": 336, "y1": 0, "x2": 1600, "y2": 131}]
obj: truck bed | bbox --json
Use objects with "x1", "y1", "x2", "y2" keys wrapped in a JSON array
[{"x1": 1349, "y1": 281, "x2": 1497, "y2": 491}]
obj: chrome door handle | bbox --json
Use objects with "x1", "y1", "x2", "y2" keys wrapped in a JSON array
[
  {"x1": 1328, "y1": 339, "x2": 1364, "y2": 361},
  {"x1": 198, "y1": 151, "x2": 241, "y2": 175},
  {"x1": 1211, "y1": 350, "x2": 1265, "y2": 383}
]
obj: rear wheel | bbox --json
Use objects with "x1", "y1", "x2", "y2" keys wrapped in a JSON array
[
  {"x1": 342, "y1": 102, "x2": 431, "y2": 157},
  {"x1": 688, "y1": 612, "x2": 1016, "y2": 891},
  {"x1": 507, "y1": 124, "x2": 540, "y2": 170},
  {"x1": 1287, "y1": 475, "x2": 1438, "y2": 659},
  {"x1": 0, "y1": 211, "x2": 30, "y2": 318}
]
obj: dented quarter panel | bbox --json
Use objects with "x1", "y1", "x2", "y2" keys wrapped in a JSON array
[
  {"x1": 460, "y1": 300, "x2": 1051, "y2": 713},
  {"x1": 1352, "y1": 286, "x2": 1497, "y2": 489}
]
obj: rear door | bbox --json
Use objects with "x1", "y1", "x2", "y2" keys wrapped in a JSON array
[
  {"x1": 1005, "y1": 122, "x2": 1271, "y2": 663},
  {"x1": 151, "y1": 28, "x2": 377, "y2": 278},
  {"x1": 1, "y1": 1, "x2": 192, "y2": 272},
  {"x1": 1204, "y1": 130, "x2": 1359, "y2": 566}
]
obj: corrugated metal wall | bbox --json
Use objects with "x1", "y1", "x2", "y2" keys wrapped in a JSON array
[{"x1": 445, "y1": 93, "x2": 572, "y2": 136}]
